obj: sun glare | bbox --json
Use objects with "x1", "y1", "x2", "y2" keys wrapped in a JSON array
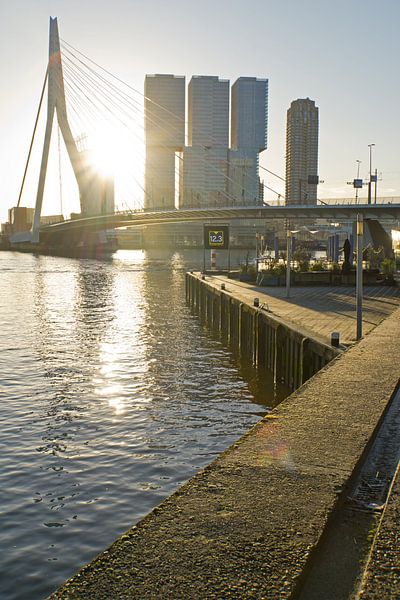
[{"x1": 87, "y1": 122, "x2": 145, "y2": 187}]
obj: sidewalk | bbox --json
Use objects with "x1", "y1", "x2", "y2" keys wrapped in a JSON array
[{"x1": 51, "y1": 307, "x2": 400, "y2": 599}]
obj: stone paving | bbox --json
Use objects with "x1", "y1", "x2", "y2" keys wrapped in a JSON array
[
  {"x1": 51, "y1": 298, "x2": 400, "y2": 599},
  {"x1": 206, "y1": 275, "x2": 400, "y2": 345}
]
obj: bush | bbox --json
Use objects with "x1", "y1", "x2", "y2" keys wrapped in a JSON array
[
  {"x1": 293, "y1": 248, "x2": 311, "y2": 272},
  {"x1": 381, "y1": 258, "x2": 395, "y2": 276},
  {"x1": 271, "y1": 263, "x2": 287, "y2": 276},
  {"x1": 310, "y1": 261, "x2": 326, "y2": 271},
  {"x1": 329, "y1": 261, "x2": 340, "y2": 272}
]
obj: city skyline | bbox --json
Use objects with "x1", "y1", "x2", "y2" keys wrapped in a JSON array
[
  {"x1": 0, "y1": 0, "x2": 399, "y2": 222},
  {"x1": 144, "y1": 74, "x2": 268, "y2": 209}
]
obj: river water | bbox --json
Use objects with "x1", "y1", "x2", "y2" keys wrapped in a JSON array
[{"x1": 0, "y1": 249, "x2": 286, "y2": 599}]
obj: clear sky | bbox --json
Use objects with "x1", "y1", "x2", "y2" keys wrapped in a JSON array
[{"x1": 0, "y1": 0, "x2": 399, "y2": 221}]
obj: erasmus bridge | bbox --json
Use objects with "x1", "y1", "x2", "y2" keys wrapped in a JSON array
[{"x1": 9, "y1": 18, "x2": 400, "y2": 254}]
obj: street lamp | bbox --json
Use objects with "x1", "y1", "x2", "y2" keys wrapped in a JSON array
[
  {"x1": 368, "y1": 144, "x2": 375, "y2": 204},
  {"x1": 355, "y1": 160, "x2": 362, "y2": 203}
]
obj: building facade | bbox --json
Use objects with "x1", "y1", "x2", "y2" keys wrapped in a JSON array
[
  {"x1": 180, "y1": 76, "x2": 229, "y2": 208},
  {"x1": 229, "y1": 77, "x2": 268, "y2": 204},
  {"x1": 144, "y1": 74, "x2": 185, "y2": 209},
  {"x1": 144, "y1": 74, "x2": 268, "y2": 210},
  {"x1": 285, "y1": 98, "x2": 319, "y2": 206},
  {"x1": 231, "y1": 77, "x2": 268, "y2": 152}
]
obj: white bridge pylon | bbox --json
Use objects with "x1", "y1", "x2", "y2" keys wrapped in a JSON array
[
  {"x1": 32, "y1": 18, "x2": 85, "y2": 242},
  {"x1": 31, "y1": 17, "x2": 114, "y2": 243}
]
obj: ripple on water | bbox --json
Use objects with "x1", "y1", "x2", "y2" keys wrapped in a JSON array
[{"x1": 0, "y1": 250, "x2": 284, "y2": 600}]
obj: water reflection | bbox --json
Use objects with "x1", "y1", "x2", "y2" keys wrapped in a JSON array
[{"x1": 0, "y1": 250, "x2": 287, "y2": 600}]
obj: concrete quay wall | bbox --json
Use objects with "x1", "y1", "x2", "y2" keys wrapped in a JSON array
[
  {"x1": 51, "y1": 281, "x2": 400, "y2": 598},
  {"x1": 186, "y1": 272, "x2": 340, "y2": 391}
]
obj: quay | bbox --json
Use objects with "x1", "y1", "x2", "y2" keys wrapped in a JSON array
[{"x1": 52, "y1": 275, "x2": 400, "y2": 599}]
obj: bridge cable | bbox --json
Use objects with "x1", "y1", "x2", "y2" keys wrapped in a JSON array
[
  {"x1": 60, "y1": 39, "x2": 286, "y2": 199},
  {"x1": 61, "y1": 59, "x2": 241, "y2": 208},
  {"x1": 17, "y1": 68, "x2": 48, "y2": 207},
  {"x1": 62, "y1": 44, "x2": 285, "y2": 201}
]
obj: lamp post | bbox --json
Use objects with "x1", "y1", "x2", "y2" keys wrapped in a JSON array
[
  {"x1": 355, "y1": 160, "x2": 361, "y2": 203},
  {"x1": 356, "y1": 213, "x2": 364, "y2": 340},
  {"x1": 367, "y1": 144, "x2": 375, "y2": 204},
  {"x1": 286, "y1": 228, "x2": 291, "y2": 298}
]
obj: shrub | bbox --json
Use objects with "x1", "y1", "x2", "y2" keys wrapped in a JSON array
[
  {"x1": 329, "y1": 261, "x2": 340, "y2": 272},
  {"x1": 381, "y1": 258, "x2": 395, "y2": 276},
  {"x1": 310, "y1": 261, "x2": 326, "y2": 271}
]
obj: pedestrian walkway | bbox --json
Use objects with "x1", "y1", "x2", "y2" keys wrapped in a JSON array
[
  {"x1": 206, "y1": 275, "x2": 400, "y2": 345},
  {"x1": 51, "y1": 305, "x2": 400, "y2": 599}
]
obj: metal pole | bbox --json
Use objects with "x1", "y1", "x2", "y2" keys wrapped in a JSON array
[
  {"x1": 356, "y1": 213, "x2": 364, "y2": 340},
  {"x1": 286, "y1": 229, "x2": 291, "y2": 298},
  {"x1": 255, "y1": 233, "x2": 259, "y2": 276},
  {"x1": 367, "y1": 144, "x2": 374, "y2": 205},
  {"x1": 374, "y1": 168, "x2": 378, "y2": 204},
  {"x1": 355, "y1": 160, "x2": 361, "y2": 204}
]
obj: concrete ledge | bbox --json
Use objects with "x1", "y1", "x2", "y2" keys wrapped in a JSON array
[
  {"x1": 360, "y1": 464, "x2": 400, "y2": 599},
  {"x1": 51, "y1": 309, "x2": 400, "y2": 599}
]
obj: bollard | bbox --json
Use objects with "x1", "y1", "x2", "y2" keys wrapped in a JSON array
[
  {"x1": 211, "y1": 249, "x2": 217, "y2": 271},
  {"x1": 254, "y1": 297, "x2": 260, "y2": 307},
  {"x1": 331, "y1": 332, "x2": 340, "y2": 347},
  {"x1": 221, "y1": 283, "x2": 226, "y2": 290}
]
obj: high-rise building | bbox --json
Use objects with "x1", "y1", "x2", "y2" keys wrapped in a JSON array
[
  {"x1": 229, "y1": 77, "x2": 268, "y2": 204},
  {"x1": 188, "y1": 76, "x2": 229, "y2": 147},
  {"x1": 231, "y1": 77, "x2": 268, "y2": 152},
  {"x1": 285, "y1": 98, "x2": 319, "y2": 206},
  {"x1": 144, "y1": 74, "x2": 185, "y2": 209},
  {"x1": 180, "y1": 76, "x2": 229, "y2": 208}
]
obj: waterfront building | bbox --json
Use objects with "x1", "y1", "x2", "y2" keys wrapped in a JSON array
[
  {"x1": 231, "y1": 77, "x2": 268, "y2": 152},
  {"x1": 228, "y1": 77, "x2": 268, "y2": 205},
  {"x1": 188, "y1": 75, "x2": 229, "y2": 147},
  {"x1": 227, "y1": 149, "x2": 260, "y2": 205},
  {"x1": 144, "y1": 74, "x2": 185, "y2": 209},
  {"x1": 180, "y1": 76, "x2": 229, "y2": 208},
  {"x1": 285, "y1": 98, "x2": 319, "y2": 206}
]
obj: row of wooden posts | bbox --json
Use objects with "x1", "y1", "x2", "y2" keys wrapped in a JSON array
[{"x1": 186, "y1": 273, "x2": 341, "y2": 391}]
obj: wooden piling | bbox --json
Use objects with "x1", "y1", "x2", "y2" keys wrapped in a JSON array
[{"x1": 185, "y1": 273, "x2": 340, "y2": 391}]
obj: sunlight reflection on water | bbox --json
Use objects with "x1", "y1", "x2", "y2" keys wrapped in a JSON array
[{"x1": 0, "y1": 249, "x2": 285, "y2": 600}]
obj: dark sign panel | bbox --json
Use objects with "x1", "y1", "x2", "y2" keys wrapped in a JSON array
[
  {"x1": 204, "y1": 225, "x2": 230, "y2": 249},
  {"x1": 353, "y1": 178, "x2": 363, "y2": 189}
]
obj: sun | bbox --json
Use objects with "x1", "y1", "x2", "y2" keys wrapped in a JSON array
[{"x1": 87, "y1": 121, "x2": 144, "y2": 181}]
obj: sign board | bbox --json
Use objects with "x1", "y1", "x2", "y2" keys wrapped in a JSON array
[
  {"x1": 204, "y1": 225, "x2": 230, "y2": 250},
  {"x1": 353, "y1": 178, "x2": 363, "y2": 189}
]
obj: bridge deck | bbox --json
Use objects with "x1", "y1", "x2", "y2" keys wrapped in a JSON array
[{"x1": 202, "y1": 275, "x2": 400, "y2": 345}]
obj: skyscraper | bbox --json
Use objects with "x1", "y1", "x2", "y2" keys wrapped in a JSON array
[
  {"x1": 231, "y1": 77, "x2": 268, "y2": 152},
  {"x1": 229, "y1": 77, "x2": 268, "y2": 204},
  {"x1": 144, "y1": 74, "x2": 185, "y2": 209},
  {"x1": 188, "y1": 76, "x2": 229, "y2": 147},
  {"x1": 180, "y1": 76, "x2": 229, "y2": 208},
  {"x1": 285, "y1": 98, "x2": 319, "y2": 206}
]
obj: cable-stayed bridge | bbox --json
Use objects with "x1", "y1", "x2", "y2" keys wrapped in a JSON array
[
  {"x1": 41, "y1": 204, "x2": 400, "y2": 234},
  {"x1": 8, "y1": 18, "x2": 400, "y2": 255}
]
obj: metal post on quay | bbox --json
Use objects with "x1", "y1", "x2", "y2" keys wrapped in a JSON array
[{"x1": 356, "y1": 213, "x2": 364, "y2": 340}]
